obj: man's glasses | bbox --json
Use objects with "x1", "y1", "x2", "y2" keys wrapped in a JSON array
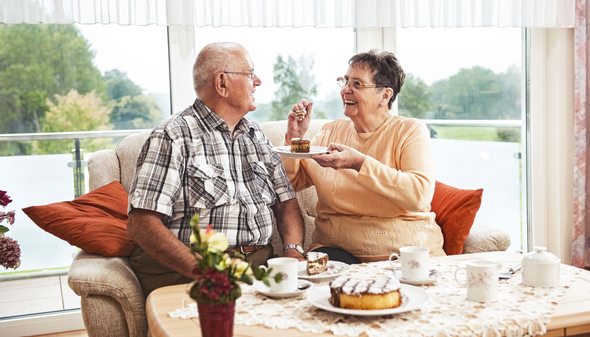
[
  {"x1": 223, "y1": 71, "x2": 256, "y2": 80},
  {"x1": 336, "y1": 77, "x2": 385, "y2": 90}
]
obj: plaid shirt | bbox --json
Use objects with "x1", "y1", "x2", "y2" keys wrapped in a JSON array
[{"x1": 129, "y1": 99, "x2": 296, "y2": 247}]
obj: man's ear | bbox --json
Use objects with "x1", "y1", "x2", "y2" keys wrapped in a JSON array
[{"x1": 214, "y1": 73, "x2": 229, "y2": 97}]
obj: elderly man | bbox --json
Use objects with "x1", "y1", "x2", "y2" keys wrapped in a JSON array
[{"x1": 127, "y1": 42, "x2": 305, "y2": 297}]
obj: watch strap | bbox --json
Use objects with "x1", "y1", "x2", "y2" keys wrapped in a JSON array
[{"x1": 283, "y1": 244, "x2": 304, "y2": 255}]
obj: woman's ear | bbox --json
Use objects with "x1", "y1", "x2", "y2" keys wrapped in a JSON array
[{"x1": 383, "y1": 87, "x2": 394, "y2": 102}]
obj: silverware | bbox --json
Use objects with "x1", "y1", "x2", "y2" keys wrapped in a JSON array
[
  {"x1": 499, "y1": 263, "x2": 522, "y2": 279},
  {"x1": 508, "y1": 263, "x2": 522, "y2": 275},
  {"x1": 298, "y1": 282, "x2": 312, "y2": 290}
]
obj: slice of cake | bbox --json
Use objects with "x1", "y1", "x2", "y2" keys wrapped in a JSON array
[
  {"x1": 329, "y1": 275, "x2": 402, "y2": 310},
  {"x1": 306, "y1": 252, "x2": 329, "y2": 275},
  {"x1": 290, "y1": 138, "x2": 311, "y2": 153}
]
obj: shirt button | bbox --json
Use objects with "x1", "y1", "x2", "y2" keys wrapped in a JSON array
[
  {"x1": 134, "y1": 191, "x2": 140, "y2": 197},
  {"x1": 222, "y1": 123, "x2": 227, "y2": 129}
]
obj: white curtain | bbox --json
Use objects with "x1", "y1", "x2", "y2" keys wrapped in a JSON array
[{"x1": 0, "y1": 0, "x2": 575, "y2": 27}]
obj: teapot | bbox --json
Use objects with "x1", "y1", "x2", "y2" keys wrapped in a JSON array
[{"x1": 521, "y1": 246, "x2": 560, "y2": 287}]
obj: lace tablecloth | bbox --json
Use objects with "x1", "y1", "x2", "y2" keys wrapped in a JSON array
[{"x1": 169, "y1": 259, "x2": 582, "y2": 337}]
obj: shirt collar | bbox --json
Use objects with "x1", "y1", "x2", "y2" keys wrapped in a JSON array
[{"x1": 192, "y1": 98, "x2": 256, "y2": 136}]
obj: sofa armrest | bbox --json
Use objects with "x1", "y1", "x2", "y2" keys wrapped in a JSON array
[
  {"x1": 462, "y1": 221, "x2": 511, "y2": 254},
  {"x1": 68, "y1": 250, "x2": 147, "y2": 337},
  {"x1": 88, "y1": 149, "x2": 120, "y2": 192}
]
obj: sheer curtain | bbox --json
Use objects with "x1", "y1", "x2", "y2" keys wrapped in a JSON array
[
  {"x1": 573, "y1": 0, "x2": 590, "y2": 270},
  {"x1": 0, "y1": 0, "x2": 575, "y2": 28}
]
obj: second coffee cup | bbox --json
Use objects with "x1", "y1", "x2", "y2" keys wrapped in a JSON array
[
  {"x1": 259, "y1": 257, "x2": 298, "y2": 293},
  {"x1": 454, "y1": 260, "x2": 499, "y2": 302},
  {"x1": 388, "y1": 246, "x2": 430, "y2": 281}
]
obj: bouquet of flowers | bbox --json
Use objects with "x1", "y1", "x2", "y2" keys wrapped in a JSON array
[
  {"x1": 188, "y1": 215, "x2": 280, "y2": 305},
  {"x1": 0, "y1": 190, "x2": 20, "y2": 270}
]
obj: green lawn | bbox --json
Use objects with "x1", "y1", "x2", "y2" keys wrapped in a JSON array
[{"x1": 431, "y1": 126, "x2": 521, "y2": 143}]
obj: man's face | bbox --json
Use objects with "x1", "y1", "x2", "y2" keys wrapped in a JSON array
[{"x1": 225, "y1": 51, "x2": 262, "y2": 114}]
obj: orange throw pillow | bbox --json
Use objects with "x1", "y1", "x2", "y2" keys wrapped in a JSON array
[
  {"x1": 431, "y1": 181, "x2": 483, "y2": 255},
  {"x1": 23, "y1": 180, "x2": 137, "y2": 257}
]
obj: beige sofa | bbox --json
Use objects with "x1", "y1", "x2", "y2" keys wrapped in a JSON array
[{"x1": 68, "y1": 119, "x2": 510, "y2": 337}]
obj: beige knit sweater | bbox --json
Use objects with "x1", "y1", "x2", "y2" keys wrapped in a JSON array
[{"x1": 283, "y1": 115, "x2": 446, "y2": 262}]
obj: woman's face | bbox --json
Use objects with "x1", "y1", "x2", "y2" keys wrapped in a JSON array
[{"x1": 340, "y1": 65, "x2": 382, "y2": 119}]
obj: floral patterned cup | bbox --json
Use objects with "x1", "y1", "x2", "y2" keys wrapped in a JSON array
[
  {"x1": 388, "y1": 247, "x2": 430, "y2": 281},
  {"x1": 260, "y1": 257, "x2": 298, "y2": 293},
  {"x1": 454, "y1": 260, "x2": 500, "y2": 302}
]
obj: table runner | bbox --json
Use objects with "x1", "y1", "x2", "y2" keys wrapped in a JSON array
[{"x1": 169, "y1": 259, "x2": 582, "y2": 337}]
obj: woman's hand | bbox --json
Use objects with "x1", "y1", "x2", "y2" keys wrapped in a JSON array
[
  {"x1": 311, "y1": 143, "x2": 367, "y2": 172},
  {"x1": 285, "y1": 98, "x2": 313, "y2": 144}
]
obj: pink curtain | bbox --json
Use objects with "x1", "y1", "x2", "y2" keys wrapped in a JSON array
[{"x1": 573, "y1": 0, "x2": 590, "y2": 269}]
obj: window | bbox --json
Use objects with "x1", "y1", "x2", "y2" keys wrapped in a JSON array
[
  {"x1": 191, "y1": 26, "x2": 355, "y2": 122},
  {"x1": 396, "y1": 27, "x2": 525, "y2": 252},
  {"x1": 0, "y1": 23, "x2": 170, "y2": 318}
]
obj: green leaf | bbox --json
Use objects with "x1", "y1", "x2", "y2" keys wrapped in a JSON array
[
  {"x1": 253, "y1": 267, "x2": 265, "y2": 280},
  {"x1": 0, "y1": 225, "x2": 8, "y2": 233},
  {"x1": 274, "y1": 273, "x2": 283, "y2": 283},
  {"x1": 239, "y1": 274, "x2": 254, "y2": 285},
  {"x1": 262, "y1": 278, "x2": 271, "y2": 287}
]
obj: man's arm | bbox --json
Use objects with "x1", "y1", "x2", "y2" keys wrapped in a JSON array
[
  {"x1": 272, "y1": 198, "x2": 306, "y2": 261},
  {"x1": 127, "y1": 208, "x2": 197, "y2": 279}
]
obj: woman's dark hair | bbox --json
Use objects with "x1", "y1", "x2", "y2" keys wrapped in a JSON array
[{"x1": 349, "y1": 49, "x2": 405, "y2": 109}]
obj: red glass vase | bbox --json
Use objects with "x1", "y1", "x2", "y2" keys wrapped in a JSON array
[{"x1": 197, "y1": 301, "x2": 236, "y2": 337}]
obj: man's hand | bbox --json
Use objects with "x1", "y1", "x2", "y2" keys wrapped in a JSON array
[{"x1": 283, "y1": 247, "x2": 306, "y2": 261}]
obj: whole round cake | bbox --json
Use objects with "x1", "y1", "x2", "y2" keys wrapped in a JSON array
[{"x1": 329, "y1": 275, "x2": 402, "y2": 310}]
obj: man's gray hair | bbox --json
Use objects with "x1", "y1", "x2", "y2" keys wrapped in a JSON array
[{"x1": 193, "y1": 43, "x2": 239, "y2": 94}]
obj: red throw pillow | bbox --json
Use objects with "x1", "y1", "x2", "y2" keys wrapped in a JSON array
[
  {"x1": 23, "y1": 180, "x2": 137, "y2": 257},
  {"x1": 431, "y1": 181, "x2": 483, "y2": 255}
]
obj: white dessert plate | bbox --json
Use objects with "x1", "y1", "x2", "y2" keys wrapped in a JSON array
[
  {"x1": 254, "y1": 279, "x2": 312, "y2": 299},
  {"x1": 271, "y1": 146, "x2": 329, "y2": 159},
  {"x1": 308, "y1": 284, "x2": 431, "y2": 316},
  {"x1": 298, "y1": 261, "x2": 350, "y2": 281},
  {"x1": 393, "y1": 268, "x2": 442, "y2": 285}
]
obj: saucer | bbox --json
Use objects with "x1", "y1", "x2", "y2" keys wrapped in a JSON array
[
  {"x1": 394, "y1": 269, "x2": 441, "y2": 285},
  {"x1": 254, "y1": 279, "x2": 313, "y2": 298}
]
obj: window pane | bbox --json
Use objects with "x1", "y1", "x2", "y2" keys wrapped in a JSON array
[
  {"x1": 192, "y1": 27, "x2": 355, "y2": 123},
  {"x1": 397, "y1": 28, "x2": 524, "y2": 252},
  {"x1": 0, "y1": 23, "x2": 170, "y2": 318}
]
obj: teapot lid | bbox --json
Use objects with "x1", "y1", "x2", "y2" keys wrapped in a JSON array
[{"x1": 523, "y1": 246, "x2": 560, "y2": 265}]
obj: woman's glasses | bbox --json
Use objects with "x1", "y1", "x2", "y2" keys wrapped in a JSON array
[{"x1": 336, "y1": 77, "x2": 385, "y2": 90}]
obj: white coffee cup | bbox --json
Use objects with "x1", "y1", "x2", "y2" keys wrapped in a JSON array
[
  {"x1": 454, "y1": 260, "x2": 500, "y2": 302},
  {"x1": 260, "y1": 257, "x2": 298, "y2": 293},
  {"x1": 388, "y1": 246, "x2": 430, "y2": 281}
]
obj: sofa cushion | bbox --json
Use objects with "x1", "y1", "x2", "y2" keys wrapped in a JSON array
[
  {"x1": 23, "y1": 180, "x2": 137, "y2": 257},
  {"x1": 431, "y1": 181, "x2": 483, "y2": 255}
]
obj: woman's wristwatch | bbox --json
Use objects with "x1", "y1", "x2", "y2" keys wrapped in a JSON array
[{"x1": 283, "y1": 244, "x2": 305, "y2": 256}]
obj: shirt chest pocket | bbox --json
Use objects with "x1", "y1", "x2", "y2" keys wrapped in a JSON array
[
  {"x1": 187, "y1": 163, "x2": 230, "y2": 209},
  {"x1": 250, "y1": 161, "x2": 276, "y2": 205}
]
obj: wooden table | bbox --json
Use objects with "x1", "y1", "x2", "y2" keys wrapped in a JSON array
[{"x1": 146, "y1": 252, "x2": 590, "y2": 337}]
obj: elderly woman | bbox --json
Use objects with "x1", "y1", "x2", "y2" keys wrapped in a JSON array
[{"x1": 282, "y1": 49, "x2": 446, "y2": 264}]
